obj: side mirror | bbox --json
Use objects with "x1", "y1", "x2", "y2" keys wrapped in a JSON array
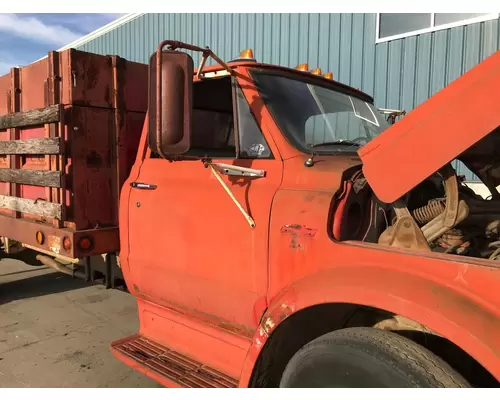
[{"x1": 148, "y1": 49, "x2": 193, "y2": 157}]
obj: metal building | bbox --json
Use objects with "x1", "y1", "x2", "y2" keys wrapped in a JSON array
[{"x1": 60, "y1": 13, "x2": 500, "y2": 184}]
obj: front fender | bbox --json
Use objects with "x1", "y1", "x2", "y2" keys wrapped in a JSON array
[{"x1": 239, "y1": 265, "x2": 500, "y2": 386}]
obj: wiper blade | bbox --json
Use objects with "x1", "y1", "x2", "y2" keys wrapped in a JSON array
[{"x1": 310, "y1": 139, "x2": 362, "y2": 148}]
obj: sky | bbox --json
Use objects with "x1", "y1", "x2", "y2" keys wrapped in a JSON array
[{"x1": 0, "y1": 13, "x2": 126, "y2": 75}]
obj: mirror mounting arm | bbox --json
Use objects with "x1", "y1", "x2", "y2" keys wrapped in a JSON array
[{"x1": 156, "y1": 40, "x2": 235, "y2": 80}]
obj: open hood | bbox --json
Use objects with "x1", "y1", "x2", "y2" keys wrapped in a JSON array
[{"x1": 358, "y1": 49, "x2": 500, "y2": 204}]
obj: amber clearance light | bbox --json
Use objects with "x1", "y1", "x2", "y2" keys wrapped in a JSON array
[
  {"x1": 239, "y1": 48, "x2": 254, "y2": 60},
  {"x1": 230, "y1": 48, "x2": 257, "y2": 63},
  {"x1": 36, "y1": 231, "x2": 45, "y2": 245},
  {"x1": 295, "y1": 63, "x2": 309, "y2": 72},
  {"x1": 324, "y1": 72, "x2": 334, "y2": 79},
  {"x1": 311, "y1": 68, "x2": 322, "y2": 75}
]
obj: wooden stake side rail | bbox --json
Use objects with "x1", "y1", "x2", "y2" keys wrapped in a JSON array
[
  {"x1": 0, "y1": 137, "x2": 61, "y2": 155},
  {"x1": 0, "y1": 104, "x2": 60, "y2": 130},
  {"x1": 0, "y1": 194, "x2": 62, "y2": 219},
  {"x1": 0, "y1": 169, "x2": 62, "y2": 188},
  {"x1": 0, "y1": 104, "x2": 64, "y2": 220}
]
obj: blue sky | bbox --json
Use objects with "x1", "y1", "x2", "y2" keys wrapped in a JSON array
[{"x1": 0, "y1": 13, "x2": 125, "y2": 75}]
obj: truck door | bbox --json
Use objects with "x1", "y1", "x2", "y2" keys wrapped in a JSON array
[{"x1": 126, "y1": 75, "x2": 282, "y2": 332}]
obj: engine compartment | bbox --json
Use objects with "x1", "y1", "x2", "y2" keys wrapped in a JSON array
[{"x1": 334, "y1": 164, "x2": 500, "y2": 263}]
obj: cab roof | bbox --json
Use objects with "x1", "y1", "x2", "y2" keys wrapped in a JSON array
[{"x1": 194, "y1": 60, "x2": 374, "y2": 103}]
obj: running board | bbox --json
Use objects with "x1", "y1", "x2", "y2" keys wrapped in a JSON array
[{"x1": 111, "y1": 334, "x2": 238, "y2": 388}]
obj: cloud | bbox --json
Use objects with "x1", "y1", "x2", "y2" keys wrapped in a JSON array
[
  {"x1": 34, "y1": 13, "x2": 126, "y2": 36},
  {"x1": 0, "y1": 61, "x2": 12, "y2": 75},
  {"x1": 0, "y1": 61, "x2": 23, "y2": 76},
  {"x1": 0, "y1": 14, "x2": 82, "y2": 47},
  {"x1": 0, "y1": 51, "x2": 28, "y2": 76},
  {"x1": 59, "y1": 13, "x2": 126, "y2": 32},
  {"x1": 0, "y1": 13, "x2": 128, "y2": 75}
]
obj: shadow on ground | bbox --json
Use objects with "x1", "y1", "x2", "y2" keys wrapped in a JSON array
[
  {"x1": 0, "y1": 271, "x2": 96, "y2": 306},
  {"x1": 0, "y1": 250, "x2": 96, "y2": 306},
  {"x1": 2, "y1": 249, "x2": 44, "y2": 266}
]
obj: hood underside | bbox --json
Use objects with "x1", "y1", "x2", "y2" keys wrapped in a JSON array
[{"x1": 358, "y1": 49, "x2": 500, "y2": 204}]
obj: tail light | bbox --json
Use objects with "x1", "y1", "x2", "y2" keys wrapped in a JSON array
[
  {"x1": 63, "y1": 236, "x2": 72, "y2": 251},
  {"x1": 78, "y1": 236, "x2": 93, "y2": 252}
]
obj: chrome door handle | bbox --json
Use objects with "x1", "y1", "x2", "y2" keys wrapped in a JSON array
[{"x1": 130, "y1": 182, "x2": 157, "y2": 190}]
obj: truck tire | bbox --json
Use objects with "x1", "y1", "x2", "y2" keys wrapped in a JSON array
[{"x1": 279, "y1": 327, "x2": 470, "y2": 388}]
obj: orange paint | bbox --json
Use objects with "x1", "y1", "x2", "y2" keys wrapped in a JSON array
[
  {"x1": 2, "y1": 42, "x2": 499, "y2": 387},
  {"x1": 114, "y1": 46, "x2": 500, "y2": 387}
]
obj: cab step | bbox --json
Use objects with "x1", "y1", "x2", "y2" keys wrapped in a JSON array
[{"x1": 111, "y1": 334, "x2": 238, "y2": 388}]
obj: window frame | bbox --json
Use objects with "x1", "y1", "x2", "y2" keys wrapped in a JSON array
[
  {"x1": 375, "y1": 13, "x2": 500, "y2": 43},
  {"x1": 148, "y1": 75, "x2": 274, "y2": 160},
  {"x1": 232, "y1": 78, "x2": 274, "y2": 160},
  {"x1": 249, "y1": 69, "x2": 389, "y2": 156}
]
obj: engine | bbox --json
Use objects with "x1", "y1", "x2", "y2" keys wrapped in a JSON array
[
  {"x1": 406, "y1": 183, "x2": 500, "y2": 261},
  {"x1": 335, "y1": 163, "x2": 500, "y2": 262}
]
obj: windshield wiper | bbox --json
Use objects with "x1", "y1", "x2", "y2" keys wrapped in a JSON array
[{"x1": 310, "y1": 139, "x2": 362, "y2": 148}]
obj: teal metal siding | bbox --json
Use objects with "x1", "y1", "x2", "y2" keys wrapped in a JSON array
[
  {"x1": 76, "y1": 13, "x2": 500, "y2": 180},
  {"x1": 77, "y1": 13, "x2": 379, "y2": 96},
  {"x1": 77, "y1": 13, "x2": 500, "y2": 108},
  {"x1": 375, "y1": 18, "x2": 500, "y2": 111}
]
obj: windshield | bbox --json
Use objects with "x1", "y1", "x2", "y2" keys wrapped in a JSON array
[{"x1": 250, "y1": 71, "x2": 390, "y2": 153}]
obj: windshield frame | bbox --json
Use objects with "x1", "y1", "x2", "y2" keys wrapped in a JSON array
[{"x1": 248, "y1": 68, "x2": 387, "y2": 155}]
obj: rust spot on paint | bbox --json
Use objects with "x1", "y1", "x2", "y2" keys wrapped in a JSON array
[
  {"x1": 254, "y1": 303, "x2": 296, "y2": 350},
  {"x1": 154, "y1": 295, "x2": 254, "y2": 338},
  {"x1": 303, "y1": 194, "x2": 316, "y2": 202},
  {"x1": 281, "y1": 224, "x2": 317, "y2": 250},
  {"x1": 259, "y1": 303, "x2": 296, "y2": 338},
  {"x1": 289, "y1": 233, "x2": 303, "y2": 250},
  {"x1": 280, "y1": 224, "x2": 317, "y2": 237},
  {"x1": 86, "y1": 151, "x2": 103, "y2": 168}
]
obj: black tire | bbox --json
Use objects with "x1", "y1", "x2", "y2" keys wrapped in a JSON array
[{"x1": 279, "y1": 327, "x2": 470, "y2": 388}]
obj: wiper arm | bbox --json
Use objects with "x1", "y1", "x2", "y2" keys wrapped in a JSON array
[{"x1": 310, "y1": 139, "x2": 362, "y2": 148}]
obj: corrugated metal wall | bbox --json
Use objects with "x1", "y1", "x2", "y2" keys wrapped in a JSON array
[
  {"x1": 77, "y1": 14, "x2": 378, "y2": 95},
  {"x1": 375, "y1": 17, "x2": 500, "y2": 111},
  {"x1": 77, "y1": 13, "x2": 500, "y2": 180}
]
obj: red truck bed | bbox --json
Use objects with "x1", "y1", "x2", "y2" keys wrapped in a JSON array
[{"x1": 0, "y1": 48, "x2": 148, "y2": 260}]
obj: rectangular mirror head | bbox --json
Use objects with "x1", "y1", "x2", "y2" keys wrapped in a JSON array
[{"x1": 148, "y1": 50, "x2": 194, "y2": 157}]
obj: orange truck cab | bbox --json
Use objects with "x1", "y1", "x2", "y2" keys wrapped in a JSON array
[{"x1": 1, "y1": 40, "x2": 500, "y2": 388}]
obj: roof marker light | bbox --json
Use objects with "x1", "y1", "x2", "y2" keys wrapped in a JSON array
[
  {"x1": 239, "y1": 49, "x2": 254, "y2": 59},
  {"x1": 296, "y1": 63, "x2": 309, "y2": 71},
  {"x1": 229, "y1": 48, "x2": 256, "y2": 63}
]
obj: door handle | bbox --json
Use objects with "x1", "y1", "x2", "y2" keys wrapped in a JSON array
[{"x1": 130, "y1": 182, "x2": 157, "y2": 190}]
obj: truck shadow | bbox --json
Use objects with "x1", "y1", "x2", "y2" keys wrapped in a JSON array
[{"x1": 0, "y1": 251, "x2": 97, "y2": 306}]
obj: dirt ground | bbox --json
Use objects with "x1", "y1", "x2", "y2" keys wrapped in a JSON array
[{"x1": 0, "y1": 253, "x2": 162, "y2": 388}]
